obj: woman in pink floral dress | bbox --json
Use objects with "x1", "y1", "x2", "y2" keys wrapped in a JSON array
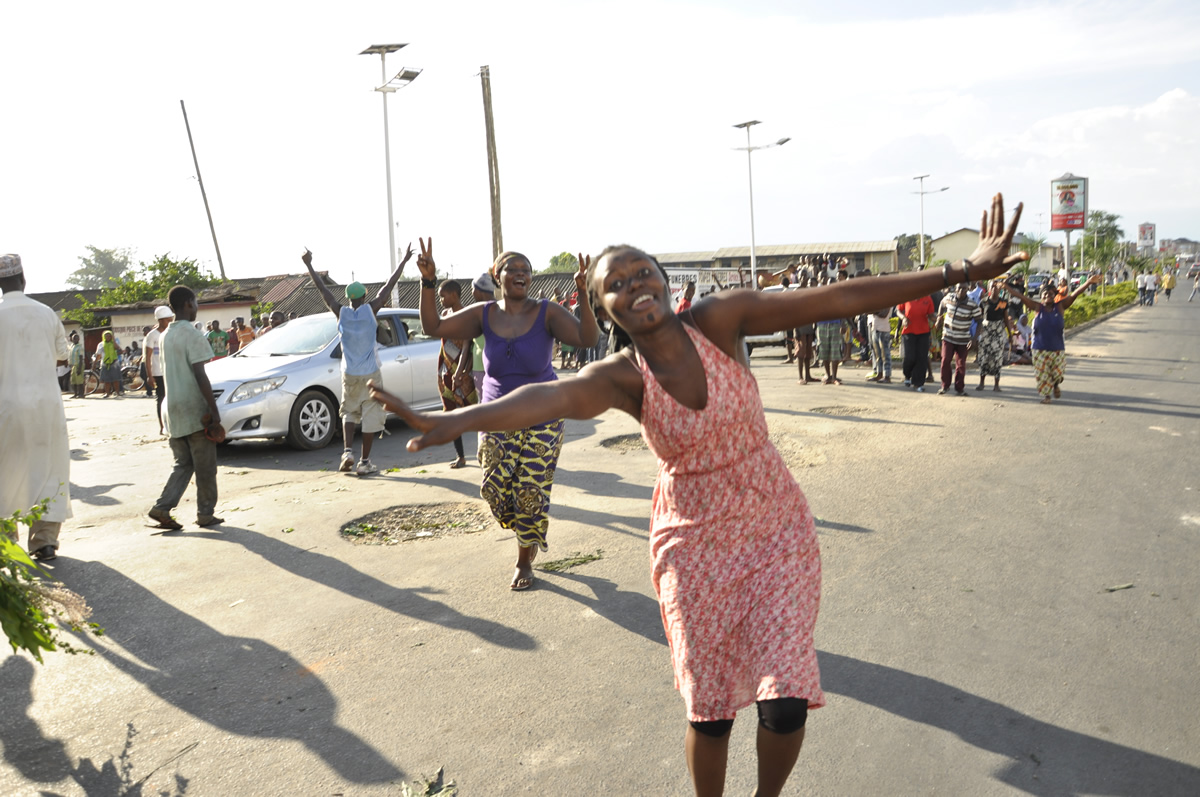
[{"x1": 370, "y1": 196, "x2": 1027, "y2": 796}]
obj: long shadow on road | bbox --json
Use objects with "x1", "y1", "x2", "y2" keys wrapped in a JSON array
[
  {"x1": 57, "y1": 561, "x2": 405, "y2": 786},
  {"x1": 190, "y1": 526, "x2": 537, "y2": 651},
  {"x1": 818, "y1": 650, "x2": 1200, "y2": 796},
  {"x1": 0, "y1": 657, "x2": 71, "y2": 784}
]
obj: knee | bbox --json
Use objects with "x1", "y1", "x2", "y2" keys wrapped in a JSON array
[
  {"x1": 689, "y1": 718, "x2": 734, "y2": 739},
  {"x1": 756, "y1": 697, "x2": 808, "y2": 735}
]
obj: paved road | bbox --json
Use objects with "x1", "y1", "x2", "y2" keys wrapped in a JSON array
[{"x1": 2, "y1": 298, "x2": 1198, "y2": 795}]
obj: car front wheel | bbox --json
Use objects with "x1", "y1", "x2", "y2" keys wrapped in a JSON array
[{"x1": 287, "y1": 389, "x2": 336, "y2": 450}]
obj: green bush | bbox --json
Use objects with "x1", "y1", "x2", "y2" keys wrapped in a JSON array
[{"x1": 1064, "y1": 282, "x2": 1136, "y2": 330}]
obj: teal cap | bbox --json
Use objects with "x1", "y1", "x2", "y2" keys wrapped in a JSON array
[{"x1": 345, "y1": 281, "x2": 367, "y2": 300}]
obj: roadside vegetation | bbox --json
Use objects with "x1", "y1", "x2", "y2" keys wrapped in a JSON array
[{"x1": 1, "y1": 502, "x2": 103, "y2": 661}]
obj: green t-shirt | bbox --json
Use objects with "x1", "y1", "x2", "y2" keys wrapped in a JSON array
[
  {"x1": 472, "y1": 334, "x2": 485, "y2": 372},
  {"x1": 162, "y1": 321, "x2": 216, "y2": 438},
  {"x1": 207, "y1": 328, "x2": 229, "y2": 356}
]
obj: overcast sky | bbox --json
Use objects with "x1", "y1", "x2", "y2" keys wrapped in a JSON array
[{"x1": 4, "y1": 0, "x2": 1199, "y2": 293}]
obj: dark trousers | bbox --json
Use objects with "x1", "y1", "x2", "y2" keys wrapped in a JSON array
[
  {"x1": 154, "y1": 376, "x2": 166, "y2": 425},
  {"x1": 902, "y1": 332, "x2": 931, "y2": 387},
  {"x1": 940, "y1": 340, "x2": 969, "y2": 392},
  {"x1": 154, "y1": 431, "x2": 218, "y2": 518}
]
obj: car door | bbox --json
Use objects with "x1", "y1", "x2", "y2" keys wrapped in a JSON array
[
  {"x1": 399, "y1": 316, "x2": 443, "y2": 408},
  {"x1": 375, "y1": 315, "x2": 415, "y2": 402}
]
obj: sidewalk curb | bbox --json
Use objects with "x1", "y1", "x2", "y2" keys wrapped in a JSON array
[{"x1": 1065, "y1": 298, "x2": 1137, "y2": 340}]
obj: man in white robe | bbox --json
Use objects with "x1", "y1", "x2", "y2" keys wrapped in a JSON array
[{"x1": 0, "y1": 254, "x2": 72, "y2": 560}]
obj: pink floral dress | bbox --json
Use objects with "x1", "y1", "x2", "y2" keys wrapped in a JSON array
[{"x1": 637, "y1": 323, "x2": 824, "y2": 721}]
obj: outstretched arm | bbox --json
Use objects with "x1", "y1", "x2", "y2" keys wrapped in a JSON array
[
  {"x1": 413, "y1": 237, "x2": 485, "y2": 340},
  {"x1": 301, "y1": 250, "x2": 343, "y2": 317},
  {"x1": 695, "y1": 195, "x2": 1026, "y2": 342},
  {"x1": 369, "y1": 355, "x2": 639, "y2": 451},
  {"x1": 370, "y1": 243, "x2": 415, "y2": 314},
  {"x1": 1058, "y1": 274, "x2": 1101, "y2": 311},
  {"x1": 1004, "y1": 285, "x2": 1043, "y2": 313}
]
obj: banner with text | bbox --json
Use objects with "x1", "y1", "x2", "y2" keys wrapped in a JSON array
[
  {"x1": 1050, "y1": 176, "x2": 1088, "y2": 231},
  {"x1": 1137, "y1": 223, "x2": 1156, "y2": 250}
]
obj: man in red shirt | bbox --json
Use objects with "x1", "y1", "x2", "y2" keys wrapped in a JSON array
[
  {"x1": 676, "y1": 281, "x2": 695, "y2": 313},
  {"x1": 897, "y1": 293, "x2": 936, "y2": 391}
]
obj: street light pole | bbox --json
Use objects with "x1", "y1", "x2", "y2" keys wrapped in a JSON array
[
  {"x1": 733, "y1": 121, "x2": 789, "y2": 289},
  {"x1": 911, "y1": 175, "x2": 949, "y2": 269},
  {"x1": 360, "y1": 44, "x2": 420, "y2": 306}
]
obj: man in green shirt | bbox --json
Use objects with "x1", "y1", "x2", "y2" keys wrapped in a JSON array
[
  {"x1": 148, "y1": 286, "x2": 224, "y2": 530},
  {"x1": 206, "y1": 320, "x2": 229, "y2": 358}
]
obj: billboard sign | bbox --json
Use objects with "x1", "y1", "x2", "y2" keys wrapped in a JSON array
[
  {"x1": 1050, "y1": 174, "x2": 1088, "y2": 231},
  {"x1": 1137, "y1": 223, "x2": 1156, "y2": 250}
]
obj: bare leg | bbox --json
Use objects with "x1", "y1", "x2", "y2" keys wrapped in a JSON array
[
  {"x1": 686, "y1": 725, "x2": 731, "y2": 797},
  {"x1": 754, "y1": 725, "x2": 806, "y2": 797},
  {"x1": 830, "y1": 361, "x2": 841, "y2": 384},
  {"x1": 511, "y1": 542, "x2": 537, "y2": 590},
  {"x1": 361, "y1": 431, "x2": 375, "y2": 461},
  {"x1": 342, "y1": 420, "x2": 356, "y2": 452}
]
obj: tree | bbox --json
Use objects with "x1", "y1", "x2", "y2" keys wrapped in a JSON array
[
  {"x1": 67, "y1": 246, "x2": 133, "y2": 290},
  {"x1": 1015, "y1": 234, "x2": 1047, "y2": 277},
  {"x1": 1075, "y1": 210, "x2": 1124, "y2": 272},
  {"x1": 65, "y1": 253, "x2": 221, "y2": 328},
  {"x1": 895, "y1": 234, "x2": 934, "y2": 270},
  {"x1": 542, "y1": 252, "x2": 579, "y2": 274}
]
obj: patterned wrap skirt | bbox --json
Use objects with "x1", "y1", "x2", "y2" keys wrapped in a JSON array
[
  {"x1": 978, "y1": 321, "x2": 1007, "y2": 377},
  {"x1": 478, "y1": 419, "x2": 565, "y2": 550},
  {"x1": 1032, "y1": 349, "x2": 1066, "y2": 397}
]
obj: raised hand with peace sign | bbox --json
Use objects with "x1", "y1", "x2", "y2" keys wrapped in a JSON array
[{"x1": 416, "y1": 237, "x2": 436, "y2": 282}]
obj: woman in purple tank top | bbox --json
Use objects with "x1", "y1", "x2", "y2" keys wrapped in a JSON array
[{"x1": 405, "y1": 239, "x2": 599, "y2": 591}]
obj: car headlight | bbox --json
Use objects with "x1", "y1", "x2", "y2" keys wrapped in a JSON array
[{"x1": 228, "y1": 376, "x2": 287, "y2": 403}]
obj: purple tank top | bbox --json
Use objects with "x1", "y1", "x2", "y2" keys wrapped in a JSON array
[{"x1": 481, "y1": 299, "x2": 557, "y2": 402}]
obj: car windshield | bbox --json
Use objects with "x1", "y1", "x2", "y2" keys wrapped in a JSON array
[{"x1": 237, "y1": 315, "x2": 338, "y2": 357}]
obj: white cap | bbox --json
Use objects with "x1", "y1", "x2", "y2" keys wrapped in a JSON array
[
  {"x1": 154, "y1": 305, "x2": 174, "y2": 320},
  {"x1": 0, "y1": 254, "x2": 22, "y2": 278}
]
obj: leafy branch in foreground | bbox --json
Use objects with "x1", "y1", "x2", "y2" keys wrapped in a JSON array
[{"x1": 1, "y1": 501, "x2": 104, "y2": 662}]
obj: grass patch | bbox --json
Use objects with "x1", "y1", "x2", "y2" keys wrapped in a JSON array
[
  {"x1": 340, "y1": 504, "x2": 490, "y2": 545},
  {"x1": 537, "y1": 550, "x2": 604, "y2": 572}
]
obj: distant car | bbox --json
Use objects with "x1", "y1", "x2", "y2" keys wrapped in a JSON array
[
  {"x1": 1186, "y1": 265, "x2": 1199, "y2": 280},
  {"x1": 1025, "y1": 273, "x2": 1051, "y2": 296},
  {"x1": 205, "y1": 309, "x2": 442, "y2": 450}
]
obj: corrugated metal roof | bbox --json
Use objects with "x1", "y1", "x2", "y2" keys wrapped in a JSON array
[
  {"x1": 278, "y1": 273, "x2": 585, "y2": 317},
  {"x1": 712, "y1": 241, "x2": 897, "y2": 258},
  {"x1": 25, "y1": 289, "x2": 104, "y2": 314},
  {"x1": 657, "y1": 251, "x2": 718, "y2": 264}
]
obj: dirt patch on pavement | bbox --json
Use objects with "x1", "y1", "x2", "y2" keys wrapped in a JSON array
[
  {"x1": 341, "y1": 502, "x2": 491, "y2": 545},
  {"x1": 770, "y1": 433, "x2": 828, "y2": 470},
  {"x1": 808, "y1": 405, "x2": 871, "y2": 417},
  {"x1": 599, "y1": 433, "x2": 648, "y2": 452}
]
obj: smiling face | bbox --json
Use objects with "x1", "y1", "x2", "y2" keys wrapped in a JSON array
[
  {"x1": 494, "y1": 253, "x2": 533, "y2": 301},
  {"x1": 590, "y1": 248, "x2": 672, "y2": 335}
]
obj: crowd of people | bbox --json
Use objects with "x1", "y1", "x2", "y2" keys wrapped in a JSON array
[{"x1": 698, "y1": 260, "x2": 1125, "y2": 402}]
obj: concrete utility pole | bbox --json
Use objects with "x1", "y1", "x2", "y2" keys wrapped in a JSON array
[
  {"x1": 480, "y1": 65, "x2": 504, "y2": 261},
  {"x1": 180, "y1": 100, "x2": 227, "y2": 280}
]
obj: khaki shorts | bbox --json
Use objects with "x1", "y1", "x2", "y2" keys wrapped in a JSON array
[{"x1": 341, "y1": 370, "x2": 386, "y2": 433}]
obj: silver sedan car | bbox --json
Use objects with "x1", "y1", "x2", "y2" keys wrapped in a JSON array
[{"x1": 205, "y1": 309, "x2": 443, "y2": 449}]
